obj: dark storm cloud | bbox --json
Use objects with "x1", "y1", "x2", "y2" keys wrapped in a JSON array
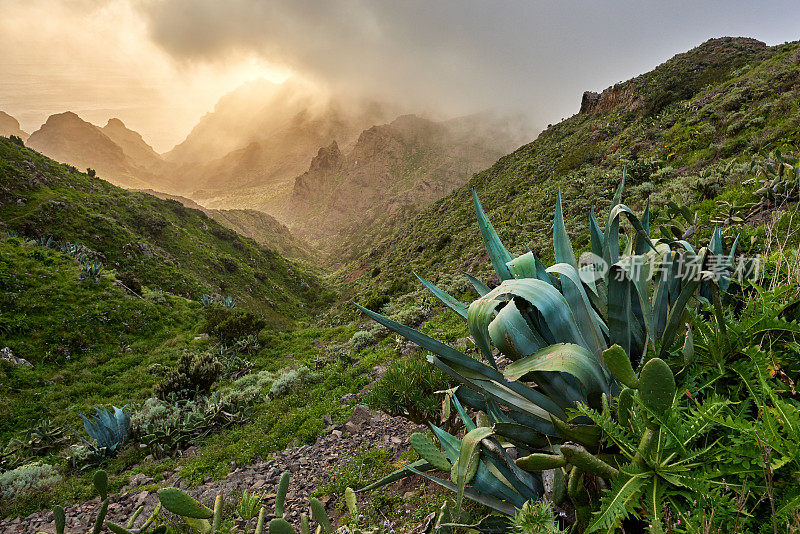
[{"x1": 140, "y1": 1, "x2": 800, "y2": 128}]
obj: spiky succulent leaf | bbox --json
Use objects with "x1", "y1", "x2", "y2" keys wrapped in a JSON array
[
  {"x1": 410, "y1": 432, "x2": 451, "y2": 471},
  {"x1": 473, "y1": 189, "x2": 513, "y2": 281}
]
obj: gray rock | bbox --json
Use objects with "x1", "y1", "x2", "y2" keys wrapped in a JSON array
[{"x1": 0, "y1": 347, "x2": 32, "y2": 368}]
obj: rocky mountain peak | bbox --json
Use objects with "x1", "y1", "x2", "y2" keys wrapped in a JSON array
[
  {"x1": 308, "y1": 141, "x2": 343, "y2": 172},
  {"x1": 0, "y1": 111, "x2": 29, "y2": 141}
]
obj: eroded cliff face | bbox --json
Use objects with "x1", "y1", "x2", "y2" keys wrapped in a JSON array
[{"x1": 288, "y1": 114, "x2": 509, "y2": 248}]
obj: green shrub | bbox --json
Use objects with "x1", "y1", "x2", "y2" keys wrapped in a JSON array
[
  {"x1": 348, "y1": 330, "x2": 375, "y2": 353},
  {"x1": 154, "y1": 352, "x2": 221, "y2": 400},
  {"x1": 203, "y1": 306, "x2": 266, "y2": 343},
  {"x1": 269, "y1": 367, "x2": 308, "y2": 398},
  {"x1": 510, "y1": 500, "x2": 562, "y2": 534},
  {"x1": 0, "y1": 462, "x2": 61, "y2": 498},
  {"x1": 366, "y1": 354, "x2": 451, "y2": 424}
]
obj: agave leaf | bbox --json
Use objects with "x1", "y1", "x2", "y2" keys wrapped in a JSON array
[
  {"x1": 492, "y1": 422, "x2": 552, "y2": 448},
  {"x1": 468, "y1": 298, "x2": 502, "y2": 368},
  {"x1": 401, "y1": 461, "x2": 519, "y2": 515},
  {"x1": 607, "y1": 268, "x2": 632, "y2": 357},
  {"x1": 546, "y1": 263, "x2": 607, "y2": 356},
  {"x1": 357, "y1": 458, "x2": 434, "y2": 491},
  {"x1": 612, "y1": 172, "x2": 625, "y2": 208},
  {"x1": 455, "y1": 427, "x2": 494, "y2": 511},
  {"x1": 464, "y1": 272, "x2": 491, "y2": 296},
  {"x1": 504, "y1": 344, "x2": 609, "y2": 400},
  {"x1": 429, "y1": 356, "x2": 564, "y2": 424},
  {"x1": 483, "y1": 279, "x2": 588, "y2": 350},
  {"x1": 487, "y1": 299, "x2": 547, "y2": 361},
  {"x1": 415, "y1": 273, "x2": 468, "y2": 320},
  {"x1": 658, "y1": 271, "x2": 703, "y2": 359},
  {"x1": 473, "y1": 189, "x2": 513, "y2": 281},
  {"x1": 430, "y1": 425, "x2": 531, "y2": 507},
  {"x1": 553, "y1": 189, "x2": 577, "y2": 268},
  {"x1": 652, "y1": 252, "x2": 676, "y2": 339},
  {"x1": 634, "y1": 201, "x2": 652, "y2": 255},
  {"x1": 450, "y1": 391, "x2": 477, "y2": 431},
  {"x1": 506, "y1": 251, "x2": 550, "y2": 283},
  {"x1": 589, "y1": 207, "x2": 605, "y2": 257}
]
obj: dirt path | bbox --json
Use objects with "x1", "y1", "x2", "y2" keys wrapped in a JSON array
[{"x1": 0, "y1": 406, "x2": 424, "y2": 534}]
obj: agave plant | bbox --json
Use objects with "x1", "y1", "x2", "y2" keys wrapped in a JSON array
[
  {"x1": 221, "y1": 295, "x2": 238, "y2": 308},
  {"x1": 83, "y1": 262, "x2": 105, "y2": 281},
  {"x1": 70, "y1": 406, "x2": 130, "y2": 460},
  {"x1": 201, "y1": 294, "x2": 216, "y2": 307},
  {"x1": 357, "y1": 177, "x2": 737, "y2": 528}
]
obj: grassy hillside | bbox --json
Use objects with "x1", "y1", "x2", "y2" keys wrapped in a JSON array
[
  {"x1": 0, "y1": 137, "x2": 331, "y2": 322},
  {"x1": 343, "y1": 38, "x2": 800, "y2": 303},
  {"x1": 0, "y1": 237, "x2": 202, "y2": 440}
]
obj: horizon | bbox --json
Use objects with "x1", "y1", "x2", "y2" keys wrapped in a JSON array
[{"x1": 1, "y1": 1, "x2": 799, "y2": 152}]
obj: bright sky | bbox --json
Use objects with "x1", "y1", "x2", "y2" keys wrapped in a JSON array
[{"x1": 1, "y1": 0, "x2": 798, "y2": 153}]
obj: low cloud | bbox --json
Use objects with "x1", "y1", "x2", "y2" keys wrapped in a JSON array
[{"x1": 138, "y1": 0, "x2": 800, "y2": 129}]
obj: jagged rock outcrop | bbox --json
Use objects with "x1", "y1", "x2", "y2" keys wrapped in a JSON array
[
  {"x1": 0, "y1": 111, "x2": 29, "y2": 141},
  {"x1": 287, "y1": 114, "x2": 514, "y2": 250},
  {"x1": 101, "y1": 118, "x2": 163, "y2": 170},
  {"x1": 579, "y1": 37, "x2": 769, "y2": 115}
]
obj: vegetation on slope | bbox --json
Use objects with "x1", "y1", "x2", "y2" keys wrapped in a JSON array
[
  {"x1": 344, "y1": 38, "x2": 800, "y2": 303},
  {"x1": 0, "y1": 137, "x2": 330, "y2": 320}
]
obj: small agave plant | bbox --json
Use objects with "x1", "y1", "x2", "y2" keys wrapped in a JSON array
[{"x1": 357, "y1": 176, "x2": 737, "y2": 531}]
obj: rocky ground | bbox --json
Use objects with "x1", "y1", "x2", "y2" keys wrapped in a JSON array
[{"x1": 0, "y1": 405, "x2": 425, "y2": 534}]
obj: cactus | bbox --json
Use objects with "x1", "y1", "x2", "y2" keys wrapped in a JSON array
[
  {"x1": 126, "y1": 506, "x2": 144, "y2": 529},
  {"x1": 255, "y1": 506, "x2": 267, "y2": 534},
  {"x1": 269, "y1": 518, "x2": 295, "y2": 534},
  {"x1": 91, "y1": 498, "x2": 108, "y2": 534},
  {"x1": 515, "y1": 452, "x2": 567, "y2": 471},
  {"x1": 300, "y1": 514, "x2": 310, "y2": 534},
  {"x1": 275, "y1": 471, "x2": 290, "y2": 517},
  {"x1": 157, "y1": 487, "x2": 214, "y2": 519},
  {"x1": 309, "y1": 498, "x2": 332, "y2": 533},
  {"x1": 93, "y1": 470, "x2": 108, "y2": 500},
  {"x1": 638, "y1": 357, "x2": 675, "y2": 417},
  {"x1": 345, "y1": 487, "x2": 358, "y2": 521},
  {"x1": 560, "y1": 443, "x2": 618, "y2": 479},
  {"x1": 54, "y1": 505, "x2": 65, "y2": 534},
  {"x1": 616, "y1": 387, "x2": 635, "y2": 428},
  {"x1": 211, "y1": 492, "x2": 222, "y2": 533},
  {"x1": 602, "y1": 344, "x2": 638, "y2": 389},
  {"x1": 409, "y1": 432, "x2": 451, "y2": 471}
]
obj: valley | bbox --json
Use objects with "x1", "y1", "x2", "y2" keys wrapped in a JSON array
[{"x1": 2, "y1": 36, "x2": 800, "y2": 534}]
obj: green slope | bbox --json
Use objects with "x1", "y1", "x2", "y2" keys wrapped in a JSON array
[
  {"x1": 0, "y1": 137, "x2": 331, "y2": 323},
  {"x1": 344, "y1": 37, "x2": 800, "y2": 301}
]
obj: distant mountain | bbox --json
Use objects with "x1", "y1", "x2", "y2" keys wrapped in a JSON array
[
  {"x1": 0, "y1": 111, "x2": 29, "y2": 141},
  {"x1": 151, "y1": 79, "x2": 393, "y2": 200},
  {"x1": 285, "y1": 113, "x2": 526, "y2": 249},
  {"x1": 101, "y1": 118, "x2": 163, "y2": 170},
  {"x1": 26, "y1": 112, "x2": 156, "y2": 189}
]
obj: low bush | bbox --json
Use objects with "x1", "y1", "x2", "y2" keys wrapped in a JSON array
[
  {"x1": 203, "y1": 306, "x2": 266, "y2": 343},
  {"x1": 0, "y1": 463, "x2": 61, "y2": 499},
  {"x1": 348, "y1": 330, "x2": 375, "y2": 353},
  {"x1": 269, "y1": 367, "x2": 308, "y2": 398},
  {"x1": 154, "y1": 352, "x2": 221, "y2": 400},
  {"x1": 366, "y1": 354, "x2": 451, "y2": 424}
]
